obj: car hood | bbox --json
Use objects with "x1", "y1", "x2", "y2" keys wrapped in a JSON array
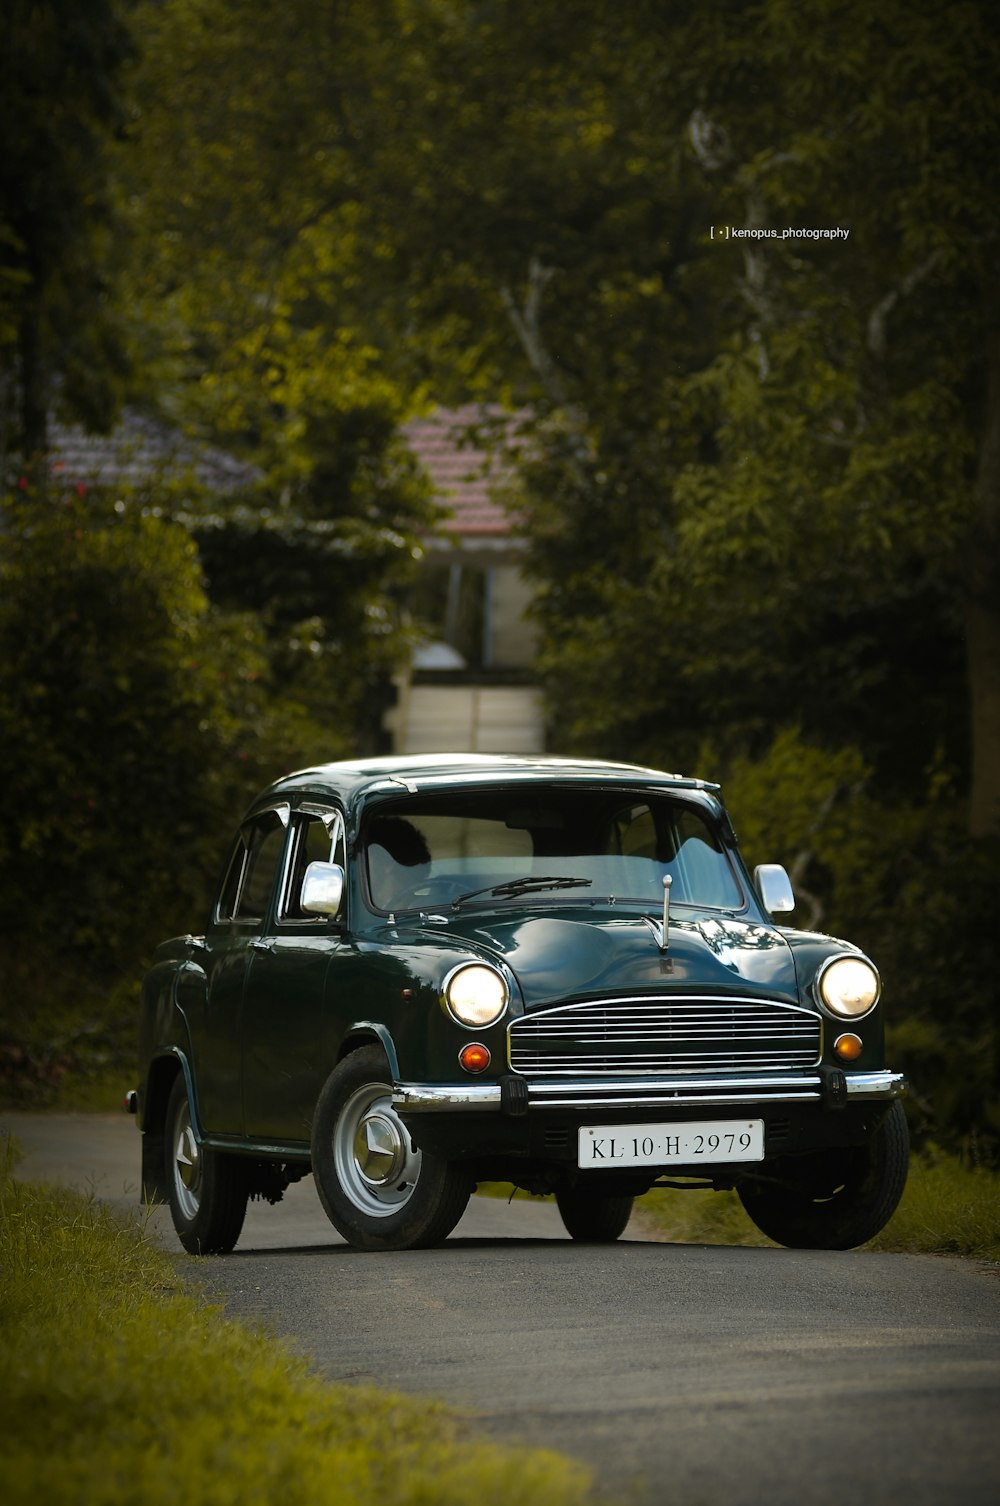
[{"x1": 418, "y1": 909, "x2": 800, "y2": 1008}]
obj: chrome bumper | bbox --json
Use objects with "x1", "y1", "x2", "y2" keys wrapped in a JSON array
[{"x1": 393, "y1": 1069, "x2": 906, "y2": 1113}]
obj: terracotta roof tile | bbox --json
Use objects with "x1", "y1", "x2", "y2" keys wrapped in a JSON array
[
  {"x1": 404, "y1": 405, "x2": 525, "y2": 539},
  {"x1": 37, "y1": 406, "x2": 522, "y2": 537}
]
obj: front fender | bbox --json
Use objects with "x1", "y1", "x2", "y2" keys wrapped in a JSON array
[
  {"x1": 779, "y1": 927, "x2": 887, "y2": 1068},
  {"x1": 338, "y1": 1021, "x2": 402, "y2": 1082}
]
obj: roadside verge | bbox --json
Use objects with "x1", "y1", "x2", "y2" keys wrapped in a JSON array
[{"x1": 0, "y1": 1134, "x2": 595, "y2": 1506}]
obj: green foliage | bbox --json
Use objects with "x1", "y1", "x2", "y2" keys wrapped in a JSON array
[
  {"x1": 0, "y1": 976, "x2": 140, "y2": 1111},
  {"x1": 120, "y1": 2, "x2": 438, "y2": 498},
  {"x1": 0, "y1": 1143, "x2": 593, "y2": 1506},
  {"x1": 0, "y1": 482, "x2": 332, "y2": 1001},
  {"x1": 867, "y1": 820, "x2": 1000, "y2": 1158},
  {"x1": 113, "y1": 3, "x2": 440, "y2": 725},
  {"x1": 712, "y1": 729, "x2": 1000, "y2": 1160},
  {"x1": 0, "y1": 0, "x2": 136, "y2": 451},
  {"x1": 305, "y1": 0, "x2": 982, "y2": 818},
  {"x1": 181, "y1": 398, "x2": 436, "y2": 730},
  {"x1": 114, "y1": 0, "x2": 996, "y2": 814},
  {"x1": 716, "y1": 731, "x2": 872, "y2": 919}
]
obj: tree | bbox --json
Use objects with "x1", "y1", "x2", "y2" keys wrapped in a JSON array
[
  {"x1": 0, "y1": 0, "x2": 136, "y2": 461},
  {"x1": 335, "y1": 0, "x2": 998, "y2": 834},
  {"x1": 661, "y1": 0, "x2": 1000, "y2": 833},
  {"x1": 0, "y1": 481, "x2": 328, "y2": 979},
  {"x1": 0, "y1": 473, "x2": 348, "y2": 1101},
  {"x1": 112, "y1": 0, "x2": 440, "y2": 726}
]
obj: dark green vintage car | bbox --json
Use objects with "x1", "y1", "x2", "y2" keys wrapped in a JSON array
[{"x1": 134, "y1": 753, "x2": 908, "y2": 1254}]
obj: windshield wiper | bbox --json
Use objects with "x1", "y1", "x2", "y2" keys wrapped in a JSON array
[{"x1": 451, "y1": 875, "x2": 593, "y2": 909}]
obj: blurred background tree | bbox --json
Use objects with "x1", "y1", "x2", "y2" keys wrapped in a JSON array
[{"x1": 0, "y1": 0, "x2": 136, "y2": 460}]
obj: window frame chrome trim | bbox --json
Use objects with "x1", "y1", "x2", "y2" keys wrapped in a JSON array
[{"x1": 214, "y1": 802, "x2": 292, "y2": 927}]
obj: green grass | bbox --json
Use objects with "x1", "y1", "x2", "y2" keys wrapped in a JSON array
[
  {"x1": 632, "y1": 1149, "x2": 1000, "y2": 1261},
  {"x1": 868, "y1": 1151, "x2": 1000, "y2": 1259},
  {"x1": 0, "y1": 1135, "x2": 594, "y2": 1506}
]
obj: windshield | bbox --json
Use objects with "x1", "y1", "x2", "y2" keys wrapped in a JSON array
[{"x1": 363, "y1": 787, "x2": 744, "y2": 913}]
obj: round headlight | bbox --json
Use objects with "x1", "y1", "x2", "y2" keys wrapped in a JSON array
[
  {"x1": 818, "y1": 955, "x2": 880, "y2": 1019},
  {"x1": 443, "y1": 963, "x2": 509, "y2": 1028}
]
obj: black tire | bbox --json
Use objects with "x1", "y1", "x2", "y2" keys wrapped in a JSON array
[
  {"x1": 165, "y1": 1075, "x2": 249, "y2": 1254},
  {"x1": 737, "y1": 1100, "x2": 910, "y2": 1250},
  {"x1": 556, "y1": 1187, "x2": 635, "y2": 1243},
  {"x1": 311, "y1": 1047, "x2": 471, "y2": 1251}
]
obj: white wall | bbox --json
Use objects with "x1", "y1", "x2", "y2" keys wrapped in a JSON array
[{"x1": 388, "y1": 682, "x2": 545, "y2": 754}]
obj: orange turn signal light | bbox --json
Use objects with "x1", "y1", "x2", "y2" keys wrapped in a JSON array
[
  {"x1": 834, "y1": 1032, "x2": 863, "y2": 1062},
  {"x1": 458, "y1": 1043, "x2": 491, "y2": 1074}
]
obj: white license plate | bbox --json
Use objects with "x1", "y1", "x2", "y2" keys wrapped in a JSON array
[{"x1": 577, "y1": 1118, "x2": 764, "y2": 1169}]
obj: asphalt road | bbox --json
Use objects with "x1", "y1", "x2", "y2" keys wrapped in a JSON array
[{"x1": 5, "y1": 1110, "x2": 1000, "y2": 1506}]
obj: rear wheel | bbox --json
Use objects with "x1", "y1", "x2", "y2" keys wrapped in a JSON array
[
  {"x1": 737, "y1": 1100, "x2": 909, "y2": 1250},
  {"x1": 311, "y1": 1047, "x2": 471, "y2": 1251},
  {"x1": 165, "y1": 1075, "x2": 249, "y2": 1254},
  {"x1": 556, "y1": 1187, "x2": 634, "y2": 1243}
]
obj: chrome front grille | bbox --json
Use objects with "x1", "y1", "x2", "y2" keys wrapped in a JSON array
[{"x1": 508, "y1": 995, "x2": 821, "y2": 1077}]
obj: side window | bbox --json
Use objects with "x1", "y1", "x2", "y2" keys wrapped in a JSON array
[
  {"x1": 233, "y1": 810, "x2": 289, "y2": 924},
  {"x1": 609, "y1": 804, "x2": 658, "y2": 858},
  {"x1": 281, "y1": 809, "x2": 346, "y2": 921},
  {"x1": 217, "y1": 836, "x2": 248, "y2": 922}
]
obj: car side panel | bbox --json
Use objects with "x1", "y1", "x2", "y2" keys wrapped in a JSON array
[
  {"x1": 191, "y1": 934, "x2": 250, "y2": 1135},
  {"x1": 328, "y1": 939, "x2": 514, "y2": 1086},
  {"x1": 241, "y1": 936, "x2": 339, "y2": 1143}
]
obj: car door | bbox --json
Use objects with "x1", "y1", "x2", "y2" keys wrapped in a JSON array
[
  {"x1": 196, "y1": 805, "x2": 291, "y2": 1136},
  {"x1": 240, "y1": 806, "x2": 347, "y2": 1145}
]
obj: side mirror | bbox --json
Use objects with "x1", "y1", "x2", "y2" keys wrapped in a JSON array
[
  {"x1": 301, "y1": 861, "x2": 345, "y2": 918},
  {"x1": 754, "y1": 863, "x2": 795, "y2": 916}
]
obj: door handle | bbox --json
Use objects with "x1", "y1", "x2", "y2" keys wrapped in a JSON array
[{"x1": 250, "y1": 939, "x2": 273, "y2": 954}]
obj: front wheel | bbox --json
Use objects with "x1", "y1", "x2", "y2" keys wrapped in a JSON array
[
  {"x1": 311, "y1": 1047, "x2": 471, "y2": 1251},
  {"x1": 737, "y1": 1100, "x2": 909, "y2": 1250},
  {"x1": 165, "y1": 1075, "x2": 249, "y2": 1254},
  {"x1": 556, "y1": 1187, "x2": 634, "y2": 1242}
]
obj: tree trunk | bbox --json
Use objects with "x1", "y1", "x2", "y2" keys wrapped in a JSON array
[{"x1": 966, "y1": 327, "x2": 1000, "y2": 837}]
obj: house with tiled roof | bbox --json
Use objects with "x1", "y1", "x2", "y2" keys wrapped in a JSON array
[
  {"x1": 34, "y1": 401, "x2": 546, "y2": 755},
  {"x1": 42, "y1": 409, "x2": 261, "y2": 494},
  {"x1": 388, "y1": 405, "x2": 545, "y2": 755}
]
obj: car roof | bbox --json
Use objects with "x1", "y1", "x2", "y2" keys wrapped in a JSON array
[{"x1": 254, "y1": 753, "x2": 720, "y2": 813}]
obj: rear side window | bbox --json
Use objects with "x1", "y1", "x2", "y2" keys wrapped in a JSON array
[{"x1": 217, "y1": 808, "x2": 289, "y2": 924}]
